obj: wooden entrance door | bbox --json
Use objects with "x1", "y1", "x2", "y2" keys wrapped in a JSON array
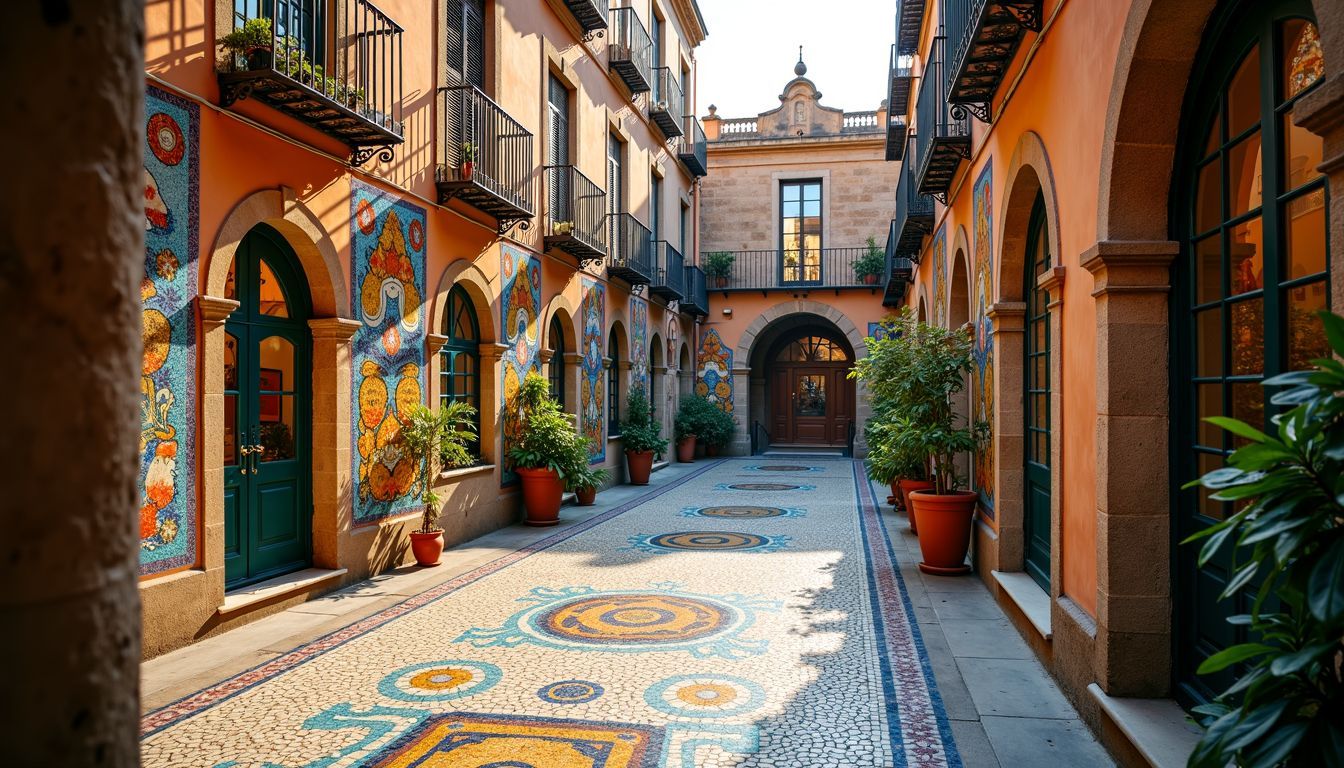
[
  {"x1": 766, "y1": 332, "x2": 855, "y2": 446},
  {"x1": 790, "y1": 367, "x2": 832, "y2": 444}
]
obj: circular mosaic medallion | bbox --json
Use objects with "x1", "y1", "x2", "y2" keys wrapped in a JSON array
[
  {"x1": 537, "y1": 679, "x2": 605, "y2": 704},
  {"x1": 690, "y1": 506, "x2": 790, "y2": 518},
  {"x1": 645, "y1": 674, "x2": 766, "y2": 718},
  {"x1": 727, "y1": 483, "x2": 805, "y2": 491},
  {"x1": 378, "y1": 660, "x2": 502, "y2": 702},
  {"x1": 534, "y1": 594, "x2": 733, "y2": 645},
  {"x1": 752, "y1": 465, "x2": 815, "y2": 472},
  {"x1": 147, "y1": 113, "x2": 185, "y2": 165},
  {"x1": 647, "y1": 531, "x2": 769, "y2": 551}
]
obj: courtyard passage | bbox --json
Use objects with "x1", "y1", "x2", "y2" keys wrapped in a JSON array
[{"x1": 140, "y1": 459, "x2": 1108, "y2": 767}]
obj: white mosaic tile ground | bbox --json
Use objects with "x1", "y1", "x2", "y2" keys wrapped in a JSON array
[{"x1": 141, "y1": 459, "x2": 960, "y2": 767}]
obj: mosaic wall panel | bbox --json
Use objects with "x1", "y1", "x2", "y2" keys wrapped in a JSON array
[
  {"x1": 696, "y1": 328, "x2": 734, "y2": 413},
  {"x1": 351, "y1": 179, "x2": 427, "y2": 525},
  {"x1": 631, "y1": 299, "x2": 649, "y2": 396},
  {"x1": 500, "y1": 244, "x2": 541, "y2": 486},
  {"x1": 580, "y1": 279, "x2": 606, "y2": 463},
  {"x1": 139, "y1": 85, "x2": 200, "y2": 576},
  {"x1": 972, "y1": 163, "x2": 996, "y2": 514},
  {"x1": 866, "y1": 321, "x2": 897, "y2": 342},
  {"x1": 932, "y1": 224, "x2": 947, "y2": 327}
]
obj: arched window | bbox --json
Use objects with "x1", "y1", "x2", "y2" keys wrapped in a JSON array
[
  {"x1": 549, "y1": 315, "x2": 566, "y2": 410},
  {"x1": 440, "y1": 285, "x2": 480, "y2": 453},
  {"x1": 607, "y1": 329, "x2": 621, "y2": 435},
  {"x1": 773, "y1": 335, "x2": 851, "y2": 362},
  {"x1": 1174, "y1": 2, "x2": 1327, "y2": 705},
  {"x1": 1023, "y1": 195, "x2": 1052, "y2": 592}
]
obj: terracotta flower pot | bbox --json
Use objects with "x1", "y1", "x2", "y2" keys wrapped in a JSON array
[
  {"x1": 863, "y1": 273, "x2": 879, "y2": 285},
  {"x1": 676, "y1": 436, "x2": 696, "y2": 463},
  {"x1": 887, "y1": 480, "x2": 901, "y2": 506},
  {"x1": 704, "y1": 443, "x2": 720, "y2": 457},
  {"x1": 626, "y1": 449, "x2": 654, "y2": 485},
  {"x1": 898, "y1": 479, "x2": 934, "y2": 534},
  {"x1": 714, "y1": 276, "x2": 729, "y2": 288},
  {"x1": 409, "y1": 530, "x2": 444, "y2": 567},
  {"x1": 517, "y1": 466, "x2": 563, "y2": 526},
  {"x1": 575, "y1": 485, "x2": 597, "y2": 506},
  {"x1": 909, "y1": 490, "x2": 978, "y2": 576}
]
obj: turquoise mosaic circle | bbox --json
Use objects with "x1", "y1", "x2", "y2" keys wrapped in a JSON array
[
  {"x1": 725, "y1": 482, "x2": 809, "y2": 491},
  {"x1": 378, "y1": 660, "x2": 502, "y2": 702},
  {"x1": 749, "y1": 465, "x2": 821, "y2": 472},
  {"x1": 537, "y1": 679, "x2": 605, "y2": 704},
  {"x1": 649, "y1": 531, "x2": 769, "y2": 550},
  {"x1": 644, "y1": 674, "x2": 766, "y2": 718},
  {"x1": 683, "y1": 505, "x2": 804, "y2": 518}
]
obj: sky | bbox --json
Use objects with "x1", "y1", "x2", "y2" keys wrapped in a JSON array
[{"x1": 692, "y1": 0, "x2": 895, "y2": 119}]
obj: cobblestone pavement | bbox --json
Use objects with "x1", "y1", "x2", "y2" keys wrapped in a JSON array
[{"x1": 141, "y1": 458, "x2": 966, "y2": 767}]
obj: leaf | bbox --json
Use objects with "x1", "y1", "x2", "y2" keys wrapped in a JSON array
[
  {"x1": 1320, "y1": 310, "x2": 1344, "y2": 355},
  {"x1": 1206, "y1": 416, "x2": 1272, "y2": 444},
  {"x1": 1218, "y1": 560, "x2": 1260, "y2": 601},
  {"x1": 1242, "y1": 721, "x2": 1309, "y2": 768},
  {"x1": 1222, "y1": 699, "x2": 1290, "y2": 752},
  {"x1": 1268, "y1": 642, "x2": 1333, "y2": 676},
  {"x1": 1307, "y1": 541, "x2": 1344, "y2": 622},
  {"x1": 1197, "y1": 642, "x2": 1275, "y2": 674}
]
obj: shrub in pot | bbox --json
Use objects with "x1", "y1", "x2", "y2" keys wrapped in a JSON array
[
  {"x1": 674, "y1": 395, "x2": 715, "y2": 463},
  {"x1": 697, "y1": 400, "x2": 736, "y2": 456},
  {"x1": 854, "y1": 235, "x2": 886, "y2": 286},
  {"x1": 507, "y1": 373, "x2": 591, "y2": 526},
  {"x1": 621, "y1": 389, "x2": 667, "y2": 485},
  {"x1": 864, "y1": 405, "x2": 929, "y2": 531},
  {"x1": 704, "y1": 251, "x2": 734, "y2": 289},
  {"x1": 400, "y1": 401, "x2": 478, "y2": 566},
  {"x1": 218, "y1": 17, "x2": 274, "y2": 71},
  {"x1": 567, "y1": 464, "x2": 609, "y2": 506}
]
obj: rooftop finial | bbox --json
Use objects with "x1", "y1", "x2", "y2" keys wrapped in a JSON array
[{"x1": 794, "y1": 46, "x2": 807, "y2": 77}]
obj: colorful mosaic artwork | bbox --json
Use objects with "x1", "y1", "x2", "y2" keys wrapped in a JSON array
[
  {"x1": 378, "y1": 660, "x2": 502, "y2": 702},
  {"x1": 631, "y1": 298, "x2": 649, "y2": 397},
  {"x1": 867, "y1": 320, "x2": 896, "y2": 342},
  {"x1": 580, "y1": 279, "x2": 607, "y2": 463},
  {"x1": 500, "y1": 244, "x2": 541, "y2": 486},
  {"x1": 744, "y1": 465, "x2": 822, "y2": 473},
  {"x1": 369, "y1": 713, "x2": 663, "y2": 767},
  {"x1": 537, "y1": 680, "x2": 606, "y2": 705},
  {"x1": 644, "y1": 674, "x2": 766, "y2": 719},
  {"x1": 457, "y1": 585, "x2": 779, "y2": 658},
  {"x1": 695, "y1": 328, "x2": 733, "y2": 412},
  {"x1": 139, "y1": 85, "x2": 200, "y2": 576},
  {"x1": 350, "y1": 179, "x2": 427, "y2": 525},
  {"x1": 680, "y1": 505, "x2": 807, "y2": 519},
  {"x1": 932, "y1": 224, "x2": 948, "y2": 327},
  {"x1": 717, "y1": 483, "x2": 816, "y2": 491},
  {"x1": 625, "y1": 531, "x2": 790, "y2": 554},
  {"x1": 971, "y1": 163, "x2": 996, "y2": 514}
]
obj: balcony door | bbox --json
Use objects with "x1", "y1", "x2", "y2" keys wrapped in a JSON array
[
  {"x1": 608, "y1": 132, "x2": 624, "y2": 256},
  {"x1": 547, "y1": 74, "x2": 570, "y2": 222},
  {"x1": 1023, "y1": 195, "x2": 1052, "y2": 592},
  {"x1": 781, "y1": 180, "x2": 823, "y2": 284},
  {"x1": 446, "y1": 0, "x2": 485, "y2": 89}
]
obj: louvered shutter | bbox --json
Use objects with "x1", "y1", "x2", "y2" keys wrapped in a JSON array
[{"x1": 547, "y1": 75, "x2": 569, "y2": 221}]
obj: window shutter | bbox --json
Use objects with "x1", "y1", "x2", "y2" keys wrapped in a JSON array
[{"x1": 463, "y1": 0, "x2": 485, "y2": 90}]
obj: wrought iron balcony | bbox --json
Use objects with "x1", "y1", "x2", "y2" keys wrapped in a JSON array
[
  {"x1": 435, "y1": 85, "x2": 534, "y2": 234},
  {"x1": 703, "y1": 248, "x2": 888, "y2": 293},
  {"x1": 894, "y1": 141, "x2": 935, "y2": 258},
  {"x1": 682, "y1": 265, "x2": 709, "y2": 316},
  {"x1": 607, "y1": 213, "x2": 654, "y2": 285},
  {"x1": 676, "y1": 116, "x2": 708, "y2": 177},
  {"x1": 217, "y1": 0, "x2": 404, "y2": 167},
  {"x1": 883, "y1": 220, "x2": 915, "y2": 307},
  {"x1": 608, "y1": 7, "x2": 652, "y2": 94},
  {"x1": 914, "y1": 35, "x2": 970, "y2": 202},
  {"x1": 544, "y1": 165, "x2": 607, "y2": 266},
  {"x1": 895, "y1": 0, "x2": 930, "y2": 56},
  {"x1": 946, "y1": 0, "x2": 1042, "y2": 122},
  {"x1": 562, "y1": 0, "x2": 609, "y2": 41},
  {"x1": 886, "y1": 44, "x2": 912, "y2": 161},
  {"x1": 649, "y1": 68, "x2": 685, "y2": 138},
  {"x1": 650, "y1": 241, "x2": 686, "y2": 300}
]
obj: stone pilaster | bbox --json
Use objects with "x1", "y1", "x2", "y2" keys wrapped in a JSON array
[
  {"x1": 309, "y1": 318, "x2": 361, "y2": 570},
  {"x1": 987, "y1": 301, "x2": 1026, "y2": 571},
  {"x1": 1037, "y1": 267, "x2": 1067, "y2": 598}
]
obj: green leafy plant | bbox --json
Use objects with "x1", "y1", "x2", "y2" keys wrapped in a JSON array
[
  {"x1": 461, "y1": 142, "x2": 478, "y2": 162},
  {"x1": 674, "y1": 395, "x2": 718, "y2": 441},
  {"x1": 621, "y1": 389, "x2": 668, "y2": 455},
  {"x1": 259, "y1": 421, "x2": 294, "y2": 461},
  {"x1": 566, "y1": 464, "x2": 610, "y2": 493},
  {"x1": 863, "y1": 401, "x2": 926, "y2": 484},
  {"x1": 402, "y1": 402, "x2": 479, "y2": 534},
  {"x1": 697, "y1": 399, "x2": 737, "y2": 449},
  {"x1": 1182, "y1": 310, "x2": 1344, "y2": 767},
  {"x1": 506, "y1": 372, "x2": 591, "y2": 480},
  {"x1": 218, "y1": 17, "x2": 273, "y2": 66},
  {"x1": 854, "y1": 236, "x2": 887, "y2": 280},
  {"x1": 703, "y1": 251, "x2": 735, "y2": 280}
]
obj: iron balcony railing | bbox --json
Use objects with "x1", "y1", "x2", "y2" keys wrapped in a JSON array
[
  {"x1": 435, "y1": 85, "x2": 534, "y2": 231},
  {"x1": 649, "y1": 68, "x2": 685, "y2": 138},
  {"x1": 886, "y1": 44, "x2": 912, "y2": 162},
  {"x1": 883, "y1": 220, "x2": 916, "y2": 307},
  {"x1": 704, "y1": 248, "x2": 887, "y2": 292},
  {"x1": 894, "y1": 138, "x2": 935, "y2": 258},
  {"x1": 607, "y1": 213, "x2": 654, "y2": 285},
  {"x1": 544, "y1": 165, "x2": 607, "y2": 264},
  {"x1": 608, "y1": 7, "x2": 652, "y2": 93},
  {"x1": 945, "y1": 0, "x2": 1040, "y2": 120},
  {"x1": 217, "y1": 0, "x2": 404, "y2": 166},
  {"x1": 914, "y1": 35, "x2": 971, "y2": 199},
  {"x1": 895, "y1": 0, "x2": 929, "y2": 56},
  {"x1": 682, "y1": 265, "x2": 709, "y2": 315},
  {"x1": 651, "y1": 241, "x2": 686, "y2": 300},
  {"x1": 676, "y1": 115, "x2": 708, "y2": 177},
  {"x1": 561, "y1": 0, "x2": 609, "y2": 39}
]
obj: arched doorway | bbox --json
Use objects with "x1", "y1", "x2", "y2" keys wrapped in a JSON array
[
  {"x1": 950, "y1": 250, "x2": 971, "y2": 485},
  {"x1": 223, "y1": 224, "x2": 313, "y2": 589},
  {"x1": 1171, "y1": 0, "x2": 1328, "y2": 704},
  {"x1": 1023, "y1": 195, "x2": 1053, "y2": 591},
  {"x1": 754, "y1": 323, "x2": 856, "y2": 449},
  {"x1": 548, "y1": 314, "x2": 566, "y2": 410}
]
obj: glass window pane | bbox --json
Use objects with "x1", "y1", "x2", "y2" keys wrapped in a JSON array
[
  {"x1": 1230, "y1": 381, "x2": 1264, "y2": 433},
  {"x1": 257, "y1": 259, "x2": 290, "y2": 318},
  {"x1": 1227, "y1": 130, "x2": 1263, "y2": 220},
  {"x1": 796, "y1": 375, "x2": 826, "y2": 416},
  {"x1": 804, "y1": 200, "x2": 820, "y2": 218},
  {"x1": 224, "y1": 394, "x2": 239, "y2": 467},
  {"x1": 1229, "y1": 297, "x2": 1265, "y2": 376},
  {"x1": 1196, "y1": 160, "x2": 1221, "y2": 235},
  {"x1": 1195, "y1": 307, "x2": 1223, "y2": 377},
  {"x1": 1283, "y1": 107, "x2": 1323, "y2": 191},
  {"x1": 1287, "y1": 280, "x2": 1329, "y2": 370},
  {"x1": 258, "y1": 396, "x2": 296, "y2": 462},
  {"x1": 225, "y1": 257, "x2": 238, "y2": 301},
  {"x1": 1282, "y1": 20, "x2": 1324, "y2": 101},
  {"x1": 1227, "y1": 46, "x2": 1262, "y2": 137},
  {"x1": 1204, "y1": 113, "x2": 1221, "y2": 158},
  {"x1": 1229, "y1": 217, "x2": 1264, "y2": 294},
  {"x1": 1194, "y1": 235, "x2": 1222, "y2": 305},
  {"x1": 258, "y1": 336, "x2": 295, "y2": 393},
  {"x1": 783, "y1": 184, "x2": 799, "y2": 202},
  {"x1": 1285, "y1": 191, "x2": 1327, "y2": 279},
  {"x1": 1197, "y1": 383, "x2": 1222, "y2": 449},
  {"x1": 804, "y1": 183, "x2": 821, "y2": 201},
  {"x1": 783, "y1": 201, "x2": 800, "y2": 219}
]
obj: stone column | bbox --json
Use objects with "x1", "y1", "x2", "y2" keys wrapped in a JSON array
[
  {"x1": 201, "y1": 296, "x2": 241, "y2": 589},
  {"x1": 310, "y1": 318, "x2": 361, "y2": 570},
  {"x1": 1082, "y1": 240, "x2": 1178, "y2": 696},
  {"x1": 987, "y1": 301, "x2": 1026, "y2": 574},
  {"x1": 426, "y1": 333, "x2": 449, "y2": 404},
  {"x1": 563, "y1": 352, "x2": 583, "y2": 431},
  {"x1": 478, "y1": 342, "x2": 510, "y2": 467},
  {"x1": 0, "y1": 2, "x2": 144, "y2": 764},
  {"x1": 730, "y1": 366, "x2": 752, "y2": 455},
  {"x1": 1037, "y1": 267, "x2": 1067, "y2": 597}
]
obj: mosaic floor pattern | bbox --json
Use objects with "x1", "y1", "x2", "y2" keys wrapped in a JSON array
[{"x1": 141, "y1": 459, "x2": 961, "y2": 767}]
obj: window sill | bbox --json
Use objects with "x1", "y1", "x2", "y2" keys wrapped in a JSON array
[
  {"x1": 217, "y1": 568, "x2": 347, "y2": 617},
  {"x1": 437, "y1": 464, "x2": 495, "y2": 483},
  {"x1": 1088, "y1": 684, "x2": 1201, "y2": 768},
  {"x1": 991, "y1": 570, "x2": 1052, "y2": 641}
]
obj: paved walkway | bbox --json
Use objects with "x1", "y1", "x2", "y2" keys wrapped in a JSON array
[{"x1": 140, "y1": 458, "x2": 1111, "y2": 767}]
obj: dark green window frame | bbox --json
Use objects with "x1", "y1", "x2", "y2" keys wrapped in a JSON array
[
  {"x1": 440, "y1": 285, "x2": 481, "y2": 454},
  {"x1": 607, "y1": 330, "x2": 621, "y2": 436}
]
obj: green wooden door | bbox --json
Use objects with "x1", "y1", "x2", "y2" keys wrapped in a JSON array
[
  {"x1": 1023, "y1": 195, "x2": 1052, "y2": 591},
  {"x1": 224, "y1": 225, "x2": 313, "y2": 589},
  {"x1": 1173, "y1": 0, "x2": 1328, "y2": 705}
]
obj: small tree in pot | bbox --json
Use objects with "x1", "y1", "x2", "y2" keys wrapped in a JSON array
[
  {"x1": 674, "y1": 395, "x2": 714, "y2": 463},
  {"x1": 567, "y1": 464, "x2": 609, "y2": 506},
  {"x1": 854, "y1": 236, "x2": 886, "y2": 285},
  {"x1": 507, "y1": 373, "x2": 591, "y2": 526},
  {"x1": 621, "y1": 389, "x2": 667, "y2": 485},
  {"x1": 218, "y1": 17, "x2": 275, "y2": 72},
  {"x1": 400, "y1": 401, "x2": 478, "y2": 566},
  {"x1": 704, "y1": 251, "x2": 735, "y2": 289},
  {"x1": 698, "y1": 401, "x2": 737, "y2": 456}
]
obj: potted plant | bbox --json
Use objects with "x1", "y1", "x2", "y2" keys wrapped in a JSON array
[
  {"x1": 699, "y1": 402, "x2": 736, "y2": 456},
  {"x1": 552, "y1": 220, "x2": 575, "y2": 236},
  {"x1": 864, "y1": 406, "x2": 929, "y2": 532},
  {"x1": 400, "y1": 401, "x2": 479, "y2": 566},
  {"x1": 704, "y1": 251, "x2": 735, "y2": 289},
  {"x1": 460, "y1": 142, "x2": 477, "y2": 180},
  {"x1": 854, "y1": 236, "x2": 886, "y2": 285},
  {"x1": 218, "y1": 17, "x2": 274, "y2": 72},
  {"x1": 673, "y1": 396, "x2": 713, "y2": 463},
  {"x1": 621, "y1": 389, "x2": 667, "y2": 485},
  {"x1": 507, "y1": 372, "x2": 590, "y2": 526},
  {"x1": 567, "y1": 464, "x2": 609, "y2": 506}
]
